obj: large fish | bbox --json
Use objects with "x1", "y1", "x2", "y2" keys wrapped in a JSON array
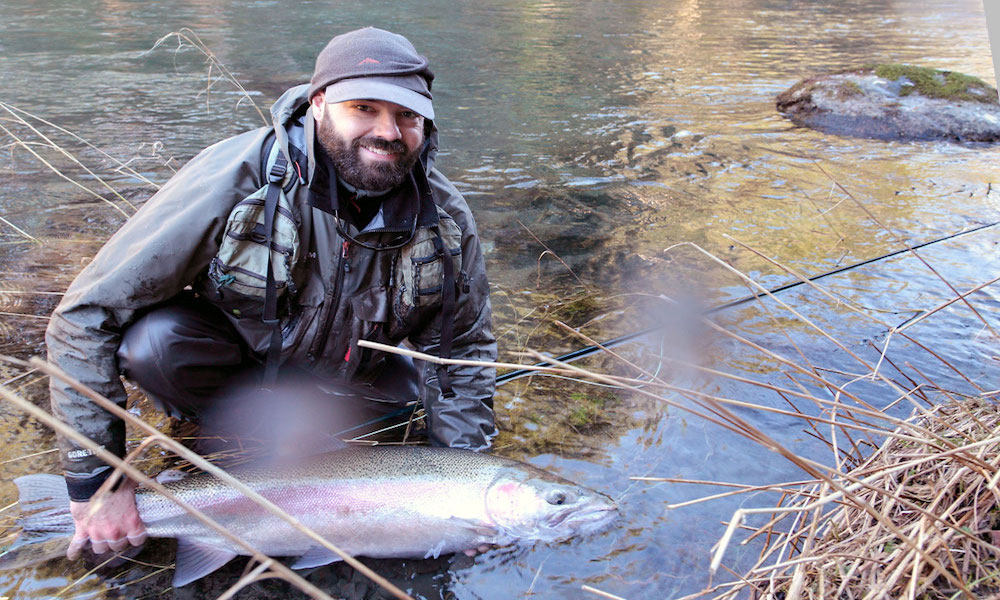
[{"x1": 1, "y1": 446, "x2": 619, "y2": 587}]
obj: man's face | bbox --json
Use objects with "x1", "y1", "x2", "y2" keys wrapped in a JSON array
[{"x1": 312, "y1": 93, "x2": 426, "y2": 192}]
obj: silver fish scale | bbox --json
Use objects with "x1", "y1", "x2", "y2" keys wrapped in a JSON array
[
  {"x1": 132, "y1": 446, "x2": 599, "y2": 560},
  {"x1": 3, "y1": 446, "x2": 617, "y2": 587}
]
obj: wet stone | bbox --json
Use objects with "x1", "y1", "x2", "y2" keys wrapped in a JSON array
[{"x1": 776, "y1": 64, "x2": 1000, "y2": 142}]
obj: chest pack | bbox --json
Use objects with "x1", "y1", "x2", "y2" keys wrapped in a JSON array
[
  {"x1": 200, "y1": 130, "x2": 306, "y2": 383},
  {"x1": 209, "y1": 126, "x2": 459, "y2": 396}
]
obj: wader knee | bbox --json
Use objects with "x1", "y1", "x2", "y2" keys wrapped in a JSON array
[
  {"x1": 368, "y1": 353, "x2": 420, "y2": 404},
  {"x1": 117, "y1": 296, "x2": 249, "y2": 419}
]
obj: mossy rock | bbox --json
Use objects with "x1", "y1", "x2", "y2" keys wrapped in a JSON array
[
  {"x1": 868, "y1": 64, "x2": 996, "y2": 103},
  {"x1": 776, "y1": 64, "x2": 1000, "y2": 142}
]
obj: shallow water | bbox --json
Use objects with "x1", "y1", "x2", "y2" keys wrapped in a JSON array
[{"x1": 1, "y1": 1, "x2": 1000, "y2": 598}]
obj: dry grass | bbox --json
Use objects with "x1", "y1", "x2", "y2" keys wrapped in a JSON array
[
  {"x1": 145, "y1": 28, "x2": 269, "y2": 127},
  {"x1": 707, "y1": 397, "x2": 1000, "y2": 600},
  {"x1": 487, "y1": 187, "x2": 1000, "y2": 600}
]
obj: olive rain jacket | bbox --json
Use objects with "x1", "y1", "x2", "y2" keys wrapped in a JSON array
[{"x1": 46, "y1": 85, "x2": 497, "y2": 500}]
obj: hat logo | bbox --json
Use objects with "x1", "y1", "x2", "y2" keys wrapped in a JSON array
[{"x1": 357, "y1": 57, "x2": 380, "y2": 66}]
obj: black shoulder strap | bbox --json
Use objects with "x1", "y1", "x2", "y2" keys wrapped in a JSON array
[
  {"x1": 259, "y1": 131, "x2": 277, "y2": 183},
  {"x1": 431, "y1": 227, "x2": 456, "y2": 399},
  {"x1": 260, "y1": 130, "x2": 306, "y2": 192},
  {"x1": 262, "y1": 149, "x2": 288, "y2": 387}
]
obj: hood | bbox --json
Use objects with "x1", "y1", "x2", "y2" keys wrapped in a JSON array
[{"x1": 268, "y1": 84, "x2": 441, "y2": 188}]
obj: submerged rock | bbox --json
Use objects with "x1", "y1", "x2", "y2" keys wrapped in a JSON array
[{"x1": 776, "y1": 64, "x2": 1000, "y2": 142}]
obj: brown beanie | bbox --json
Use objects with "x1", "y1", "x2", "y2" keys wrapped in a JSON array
[{"x1": 308, "y1": 27, "x2": 435, "y2": 119}]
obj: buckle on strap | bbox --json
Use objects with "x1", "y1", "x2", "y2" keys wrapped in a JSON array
[{"x1": 268, "y1": 152, "x2": 288, "y2": 183}]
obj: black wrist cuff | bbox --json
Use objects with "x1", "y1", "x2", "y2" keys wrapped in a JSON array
[{"x1": 65, "y1": 469, "x2": 115, "y2": 502}]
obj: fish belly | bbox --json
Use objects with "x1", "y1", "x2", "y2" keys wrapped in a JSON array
[{"x1": 138, "y1": 476, "x2": 494, "y2": 559}]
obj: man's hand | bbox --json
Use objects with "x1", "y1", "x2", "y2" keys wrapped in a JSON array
[
  {"x1": 462, "y1": 544, "x2": 492, "y2": 557},
  {"x1": 66, "y1": 479, "x2": 147, "y2": 559}
]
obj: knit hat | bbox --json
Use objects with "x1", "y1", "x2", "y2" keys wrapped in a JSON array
[{"x1": 308, "y1": 27, "x2": 435, "y2": 120}]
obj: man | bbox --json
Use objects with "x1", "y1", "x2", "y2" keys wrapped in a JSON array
[{"x1": 45, "y1": 27, "x2": 497, "y2": 559}]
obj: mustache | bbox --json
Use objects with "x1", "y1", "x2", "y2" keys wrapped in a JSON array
[{"x1": 354, "y1": 135, "x2": 409, "y2": 155}]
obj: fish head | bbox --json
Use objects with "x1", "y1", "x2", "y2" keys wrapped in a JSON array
[{"x1": 484, "y1": 465, "x2": 619, "y2": 544}]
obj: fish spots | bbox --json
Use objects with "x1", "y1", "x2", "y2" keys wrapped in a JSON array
[{"x1": 130, "y1": 447, "x2": 616, "y2": 573}]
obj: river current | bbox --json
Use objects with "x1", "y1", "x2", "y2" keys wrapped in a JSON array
[{"x1": 1, "y1": 1, "x2": 999, "y2": 598}]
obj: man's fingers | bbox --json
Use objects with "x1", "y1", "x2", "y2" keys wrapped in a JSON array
[
  {"x1": 92, "y1": 535, "x2": 138, "y2": 554},
  {"x1": 126, "y1": 531, "x2": 148, "y2": 547},
  {"x1": 106, "y1": 536, "x2": 130, "y2": 553},
  {"x1": 89, "y1": 538, "x2": 110, "y2": 555},
  {"x1": 462, "y1": 544, "x2": 493, "y2": 557},
  {"x1": 68, "y1": 534, "x2": 141, "y2": 558},
  {"x1": 66, "y1": 535, "x2": 89, "y2": 561},
  {"x1": 66, "y1": 485, "x2": 146, "y2": 558}
]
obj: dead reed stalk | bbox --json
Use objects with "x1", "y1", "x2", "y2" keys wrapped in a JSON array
[
  {"x1": 515, "y1": 218, "x2": 590, "y2": 290},
  {"x1": 146, "y1": 28, "x2": 268, "y2": 126},
  {"x1": 814, "y1": 162, "x2": 999, "y2": 342}
]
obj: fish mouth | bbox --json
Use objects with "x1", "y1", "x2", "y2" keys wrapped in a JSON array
[{"x1": 547, "y1": 503, "x2": 619, "y2": 536}]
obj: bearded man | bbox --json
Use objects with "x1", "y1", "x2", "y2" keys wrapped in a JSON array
[{"x1": 45, "y1": 27, "x2": 497, "y2": 560}]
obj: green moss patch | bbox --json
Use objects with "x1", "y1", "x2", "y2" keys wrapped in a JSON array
[
  {"x1": 836, "y1": 80, "x2": 864, "y2": 99},
  {"x1": 568, "y1": 391, "x2": 615, "y2": 429},
  {"x1": 867, "y1": 63, "x2": 997, "y2": 104}
]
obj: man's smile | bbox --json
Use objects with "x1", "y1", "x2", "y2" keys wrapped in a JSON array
[{"x1": 360, "y1": 142, "x2": 400, "y2": 160}]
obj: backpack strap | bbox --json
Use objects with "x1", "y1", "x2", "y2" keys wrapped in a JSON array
[
  {"x1": 257, "y1": 126, "x2": 307, "y2": 387},
  {"x1": 430, "y1": 227, "x2": 456, "y2": 399},
  {"x1": 261, "y1": 148, "x2": 288, "y2": 387},
  {"x1": 260, "y1": 131, "x2": 306, "y2": 191}
]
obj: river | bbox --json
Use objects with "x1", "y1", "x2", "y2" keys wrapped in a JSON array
[{"x1": 1, "y1": 0, "x2": 999, "y2": 598}]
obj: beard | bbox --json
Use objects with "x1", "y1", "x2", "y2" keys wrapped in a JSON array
[{"x1": 316, "y1": 118, "x2": 423, "y2": 193}]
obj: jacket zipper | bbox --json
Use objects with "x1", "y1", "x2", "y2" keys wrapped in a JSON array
[{"x1": 308, "y1": 239, "x2": 350, "y2": 362}]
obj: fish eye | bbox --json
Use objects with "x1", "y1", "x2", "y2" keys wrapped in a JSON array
[{"x1": 547, "y1": 490, "x2": 568, "y2": 505}]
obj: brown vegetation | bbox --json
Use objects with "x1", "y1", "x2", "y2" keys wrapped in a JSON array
[{"x1": 719, "y1": 397, "x2": 1000, "y2": 600}]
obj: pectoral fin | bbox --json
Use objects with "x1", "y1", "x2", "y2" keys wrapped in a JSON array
[
  {"x1": 423, "y1": 540, "x2": 447, "y2": 560},
  {"x1": 291, "y1": 546, "x2": 344, "y2": 569},
  {"x1": 447, "y1": 516, "x2": 498, "y2": 539},
  {"x1": 173, "y1": 539, "x2": 237, "y2": 587}
]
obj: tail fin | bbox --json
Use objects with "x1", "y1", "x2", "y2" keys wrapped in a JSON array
[
  {"x1": 13, "y1": 474, "x2": 74, "y2": 534},
  {"x1": 0, "y1": 474, "x2": 73, "y2": 570}
]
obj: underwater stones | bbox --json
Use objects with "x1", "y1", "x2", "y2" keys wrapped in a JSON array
[{"x1": 776, "y1": 64, "x2": 1000, "y2": 142}]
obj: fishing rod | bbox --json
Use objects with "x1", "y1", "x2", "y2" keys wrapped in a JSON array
[
  {"x1": 334, "y1": 218, "x2": 999, "y2": 437},
  {"x1": 495, "y1": 219, "x2": 1000, "y2": 385}
]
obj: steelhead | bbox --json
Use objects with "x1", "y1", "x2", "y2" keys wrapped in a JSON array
[{"x1": 1, "y1": 446, "x2": 619, "y2": 587}]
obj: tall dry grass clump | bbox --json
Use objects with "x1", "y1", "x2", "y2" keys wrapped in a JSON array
[{"x1": 737, "y1": 397, "x2": 1000, "y2": 600}]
